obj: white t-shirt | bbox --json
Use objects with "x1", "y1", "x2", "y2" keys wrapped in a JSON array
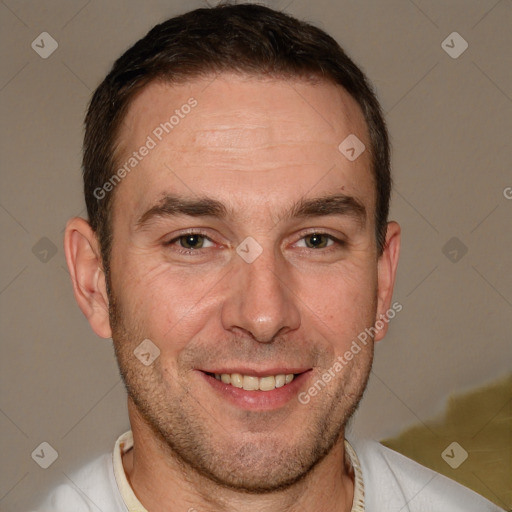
[{"x1": 33, "y1": 431, "x2": 504, "y2": 512}]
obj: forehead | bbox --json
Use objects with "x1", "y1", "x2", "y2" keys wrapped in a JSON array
[{"x1": 114, "y1": 73, "x2": 374, "y2": 221}]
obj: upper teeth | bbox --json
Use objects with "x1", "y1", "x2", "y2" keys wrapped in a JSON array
[{"x1": 214, "y1": 373, "x2": 295, "y2": 391}]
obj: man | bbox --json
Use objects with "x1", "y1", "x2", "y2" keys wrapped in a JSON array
[{"x1": 42, "y1": 4, "x2": 501, "y2": 511}]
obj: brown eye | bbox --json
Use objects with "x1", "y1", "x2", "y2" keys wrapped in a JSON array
[
  {"x1": 304, "y1": 233, "x2": 331, "y2": 249},
  {"x1": 178, "y1": 234, "x2": 206, "y2": 249},
  {"x1": 165, "y1": 232, "x2": 215, "y2": 254}
]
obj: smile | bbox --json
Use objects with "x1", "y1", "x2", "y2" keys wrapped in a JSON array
[
  {"x1": 208, "y1": 372, "x2": 296, "y2": 391},
  {"x1": 200, "y1": 369, "x2": 311, "y2": 411}
]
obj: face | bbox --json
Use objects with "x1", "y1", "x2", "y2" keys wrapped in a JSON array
[{"x1": 106, "y1": 74, "x2": 387, "y2": 492}]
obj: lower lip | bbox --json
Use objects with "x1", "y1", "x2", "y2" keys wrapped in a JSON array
[{"x1": 199, "y1": 371, "x2": 311, "y2": 411}]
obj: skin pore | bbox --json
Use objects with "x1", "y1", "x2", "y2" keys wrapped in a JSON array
[{"x1": 65, "y1": 74, "x2": 400, "y2": 512}]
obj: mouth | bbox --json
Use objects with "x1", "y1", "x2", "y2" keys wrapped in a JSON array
[
  {"x1": 198, "y1": 368, "x2": 312, "y2": 411},
  {"x1": 204, "y1": 371, "x2": 300, "y2": 391}
]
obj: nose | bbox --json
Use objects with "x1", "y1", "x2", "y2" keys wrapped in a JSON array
[{"x1": 220, "y1": 247, "x2": 301, "y2": 343}]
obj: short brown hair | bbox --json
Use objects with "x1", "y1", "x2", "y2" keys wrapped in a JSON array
[{"x1": 83, "y1": 3, "x2": 391, "y2": 271}]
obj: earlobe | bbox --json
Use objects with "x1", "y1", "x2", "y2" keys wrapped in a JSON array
[
  {"x1": 374, "y1": 221, "x2": 401, "y2": 342},
  {"x1": 64, "y1": 217, "x2": 112, "y2": 339}
]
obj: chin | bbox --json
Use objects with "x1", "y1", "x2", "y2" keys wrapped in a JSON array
[{"x1": 192, "y1": 447, "x2": 315, "y2": 494}]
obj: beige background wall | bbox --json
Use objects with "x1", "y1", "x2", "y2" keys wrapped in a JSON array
[{"x1": 1, "y1": 1, "x2": 510, "y2": 510}]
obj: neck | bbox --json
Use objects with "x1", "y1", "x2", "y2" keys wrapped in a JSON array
[{"x1": 122, "y1": 401, "x2": 355, "y2": 512}]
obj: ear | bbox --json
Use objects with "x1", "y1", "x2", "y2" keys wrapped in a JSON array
[
  {"x1": 374, "y1": 221, "x2": 401, "y2": 342},
  {"x1": 64, "y1": 217, "x2": 112, "y2": 339}
]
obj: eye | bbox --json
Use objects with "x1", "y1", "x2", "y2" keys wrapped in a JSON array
[
  {"x1": 167, "y1": 233, "x2": 215, "y2": 250},
  {"x1": 296, "y1": 233, "x2": 336, "y2": 249}
]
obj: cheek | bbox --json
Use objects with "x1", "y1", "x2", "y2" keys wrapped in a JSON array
[
  {"x1": 297, "y1": 260, "x2": 377, "y2": 344},
  {"x1": 114, "y1": 257, "x2": 224, "y2": 351}
]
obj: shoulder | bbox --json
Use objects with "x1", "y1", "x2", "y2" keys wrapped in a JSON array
[
  {"x1": 31, "y1": 452, "x2": 126, "y2": 512},
  {"x1": 349, "y1": 438, "x2": 504, "y2": 512}
]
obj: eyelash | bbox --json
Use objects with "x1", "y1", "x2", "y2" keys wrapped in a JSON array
[
  {"x1": 164, "y1": 230, "x2": 346, "y2": 256},
  {"x1": 164, "y1": 230, "x2": 216, "y2": 256}
]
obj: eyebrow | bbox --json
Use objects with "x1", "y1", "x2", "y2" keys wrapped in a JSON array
[
  {"x1": 289, "y1": 193, "x2": 366, "y2": 227},
  {"x1": 135, "y1": 192, "x2": 366, "y2": 230}
]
